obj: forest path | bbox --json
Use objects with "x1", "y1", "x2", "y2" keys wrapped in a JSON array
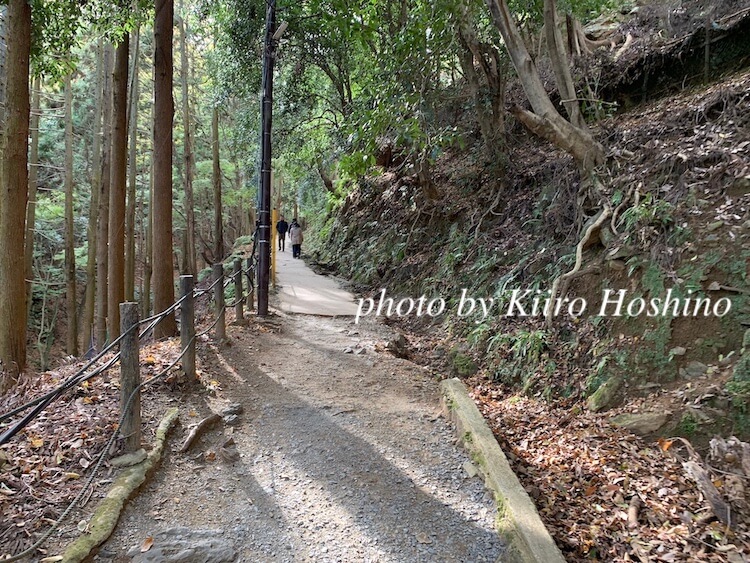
[
  {"x1": 274, "y1": 247, "x2": 359, "y2": 317},
  {"x1": 90, "y1": 271, "x2": 505, "y2": 562}
]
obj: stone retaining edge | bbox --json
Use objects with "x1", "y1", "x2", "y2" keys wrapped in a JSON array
[
  {"x1": 440, "y1": 378, "x2": 565, "y2": 563},
  {"x1": 61, "y1": 407, "x2": 180, "y2": 563}
]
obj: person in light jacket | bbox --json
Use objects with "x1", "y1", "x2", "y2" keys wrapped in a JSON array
[{"x1": 289, "y1": 219, "x2": 304, "y2": 259}]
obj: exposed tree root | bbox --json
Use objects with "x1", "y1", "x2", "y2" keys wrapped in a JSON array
[
  {"x1": 474, "y1": 188, "x2": 504, "y2": 243},
  {"x1": 614, "y1": 32, "x2": 634, "y2": 62},
  {"x1": 546, "y1": 204, "x2": 611, "y2": 328},
  {"x1": 610, "y1": 184, "x2": 636, "y2": 236},
  {"x1": 178, "y1": 413, "x2": 221, "y2": 453}
]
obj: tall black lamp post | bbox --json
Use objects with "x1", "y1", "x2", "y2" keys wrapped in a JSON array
[{"x1": 257, "y1": 0, "x2": 277, "y2": 316}]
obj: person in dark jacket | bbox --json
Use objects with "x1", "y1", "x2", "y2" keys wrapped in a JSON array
[
  {"x1": 276, "y1": 216, "x2": 289, "y2": 251},
  {"x1": 289, "y1": 219, "x2": 304, "y2": 258}
]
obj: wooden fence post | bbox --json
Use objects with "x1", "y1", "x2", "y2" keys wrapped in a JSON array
[
  {"x1": 213, "y1": 263, "x2": 226, "y2": 341},
  {"x1": 247, "y1": 257, "x2": 255, "y2": 311},
  {"x1": 180, "y1": 275, "x2": 196, "y2": 381},
  {"x1": 234, "y1": 259, "x2": 244, "y2": 321},
  {"x1": 119, "y1": 302, "x2": 141, "y2": 452}
]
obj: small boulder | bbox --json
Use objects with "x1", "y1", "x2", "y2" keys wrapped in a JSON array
[
  {"x1": 611, "y1": 412, "x2": 669, "y2": 435},
  {"x1": 386, "y1": 334, "x2": 409, "y2": 358},
  {"x1": 587, "y1": 375, "x2": 623, "y2": 412},
  {"x1": 221, "y1": 403, "x2": 243, "y2": 417},
  {"x1": 683, "y1": 361, "x2": 708, "y2": 378}
]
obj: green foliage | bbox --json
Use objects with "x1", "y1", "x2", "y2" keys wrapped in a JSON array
[
  {"x1": 449, "y1": 347, "x2": 479, "y2": 377},
  {"x1": 489, "y1": 329, "x2": 549, "y2": 365},
  {"x1": 620, "y1": 193, "x2": 675, "y2": 242},
  {"x1": 676, "y1": 412, "x2": 698, "y2": 436},
  {"x1": 563, "y1": 0, "x2": 628, "y2": 23}
]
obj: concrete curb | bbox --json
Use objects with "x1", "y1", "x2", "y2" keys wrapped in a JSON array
[
  {"x1": 61, "y1": 407, "x2": 179, "y2": 562},
  {"x1": 440, "y1": 378, "x2": 565, "y2": 563}
]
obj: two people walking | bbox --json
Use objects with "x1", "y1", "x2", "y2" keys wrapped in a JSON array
[{"x1": 276, "y1": 216, "x2": 304, "y2": 258}]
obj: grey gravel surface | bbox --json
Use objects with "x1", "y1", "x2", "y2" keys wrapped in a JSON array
[{"x1": 90, "y1": 314, "x2": 505, "y2": 563}]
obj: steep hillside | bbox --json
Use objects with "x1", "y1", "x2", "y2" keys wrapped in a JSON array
[
  {"x1": 315, "y1": 62, "x2": 748, "y2": 425},
  {"x1": 309, "y1": 62, "x2": 750, "y2": 563}
]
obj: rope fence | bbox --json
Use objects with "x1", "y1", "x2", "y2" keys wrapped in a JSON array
[{"x1": 0, "y1": 247, "x2": 259, "y2": 561}]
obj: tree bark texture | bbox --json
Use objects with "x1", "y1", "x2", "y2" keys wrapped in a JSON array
[
  {"x1": 483, "y1": 0, "x2": 604, "y2": 170},
  {"x1": 125, "y1": 28, "x2": 140, "y2": 302},
  {"x1": 108, "y1": 35, "x2": 129, "y2": 340},
  {"x1": 95, "y1": 44, "x2": 113, "y2": 349},
  {"x1": 0, "y1": 0, "x2": 31, "y2": 383},
  {"x1": 25, "y1": 75, "x2": 40, "y2": 320},
  {"x1": 179, "y1": 10, "x2": 196, "y2": 276},
  {"x1": 153, "y1": 0, "x2": 177, "y2": 338},
  {"x1": 82, "y1": 39, "x2": 103, "y2": 353},
  {"x1": 212, "y1": 105, "x2": 223, "y2": 263},
  {"x1": 64, "y1": 72, "x2": 78, "y2": 356},
  {"x1": 543, "y1": 0, "x2": 586, "y2": 129}
]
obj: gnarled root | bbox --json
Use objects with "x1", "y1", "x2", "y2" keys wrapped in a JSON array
[{"x1": 545, "y1": 204, "x2": 612, "y2": 328}]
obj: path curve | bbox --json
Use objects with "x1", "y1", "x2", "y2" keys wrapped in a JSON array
[
  {"x1": 89, "y1": 265, "x2": 505, "y2": 562},
  {"x1": 274, "y1": 249, "x2": 359, "y2": 317}
]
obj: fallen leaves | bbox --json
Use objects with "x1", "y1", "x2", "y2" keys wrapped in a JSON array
[
  {"x1": 0, "y1": 337, "x2": 191, "y2": 557},
  {"x1": 140, "y1": 536, "x2": 154, "y2": 552},
  {"x1": 471, "y1": 385, "x2": 750, "y2": 562}
]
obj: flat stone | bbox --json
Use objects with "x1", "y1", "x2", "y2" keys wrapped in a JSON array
[
  {"x1": 707, "y1": 221, "x2": 724, "y2": 232},
  {"x1": 587, "y1": 375, "x2": 623, "y2": 412},
  {"x1": 607, "y1": 259, "x2": 626, "y2": 271},
  {"x1": 684, "y1": 361, "x2": 708, "y2": 377},
  {"x1": 611, "y1": 412, "x2": 669, "y2": 435},
  {"x1": 127, "y1": 528, "x2": 237, "y2": 563},
  {"x1": 670, "y1": 346, "x2": 687, "y2": 356},
  {"x1": 222, "y1": 414, "x2": 240, "y2": 426},
  {"x1": 221, "y1": 403, "x2": 243, "y2": 417}
]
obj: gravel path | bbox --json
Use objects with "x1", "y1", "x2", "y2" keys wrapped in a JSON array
[{"x1": 93, "y1": 314, "x2": 505, "y2": 562}]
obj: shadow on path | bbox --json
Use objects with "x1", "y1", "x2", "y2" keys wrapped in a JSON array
[{"x1": 204, "y1": 321, "x2": 506, "y2": 563}]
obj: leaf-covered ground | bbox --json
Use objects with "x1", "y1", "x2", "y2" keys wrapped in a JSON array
[
  {"x1": 472, "y1": 382, "x2": 750, "y2": 562},
  {"x1": 0, "y1": 338, "x2": 192, "y2": 560}
]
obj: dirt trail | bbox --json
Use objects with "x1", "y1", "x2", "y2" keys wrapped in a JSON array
[{"x1": 89, "y1": 310, "x2": 504, "y2": 562}]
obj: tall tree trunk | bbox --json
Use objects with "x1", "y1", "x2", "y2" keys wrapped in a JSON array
[
  {"x1": 108, "y1": 36, "x2": 129, "y2": 339},
  {"x1": 25, "y1": 75, "x2": 40, "y2": 319},
  {"x1": 143, "y1": 108, "x2": 153, "y2": 318},
  {"x1": 95, "y1": 44, "x2": 114, "y2": 349},
  {"x1": 125, "y1": 28, "x2": 140, "y2": 302},
  {"x1": 543, "y1": 0, "x2": 585, "y2": 129},
  {"x1": 179, "y1": 7, "x2": 196, "y2": 276},
  {"x1": 483, "y1": 0, "x2": 604, "y2": 171},
  {"x1": 153, "y1": 0, "x2": 177, "y2": 338},
  {"x1": 455, "y1": 4, "x2": 506, "y2": 156},
  {"x1": 0, "y1": 0, "x2": 31, "y2": 384},
  {"x1": 142, "y1": 34, "x2": 155, "y2": 319},
  {"x1": 83, "y1": 39, "x2": 103, "y2": 353},
  {"x1": 64, "y1": 72, "x2": 78, "y2": 356},
  {"x1": 0, "y1": 5, "x2": 7, "y2": 131},
  {"x1": 212, "y1": 105, "x2": 223, "y2": 262}
]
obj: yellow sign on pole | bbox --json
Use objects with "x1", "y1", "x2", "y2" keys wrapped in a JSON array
[{"x1": 271, "y1": 207, "x2": 278, "y2": 288}]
